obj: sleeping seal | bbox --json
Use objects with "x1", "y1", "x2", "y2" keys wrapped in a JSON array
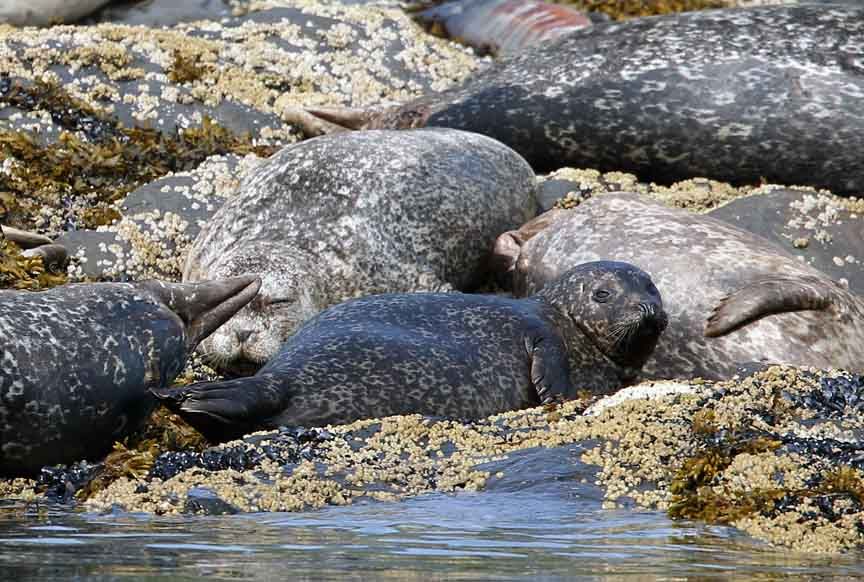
[
  {"x1": 154, "y1": 261, "x2": 667, "y2": 442},
  {"x1": 495, "y1": 193, "x2": 864, "y2": 380},
  {"x1": 183, "y1": 128, "x2": 536, "y2": 375},
  {"x1": 0, "y1": 275, "x2": 260, "y2": 476},
  {"x1": 285, "y1": 5, "x2": 864, "y2": 195}
]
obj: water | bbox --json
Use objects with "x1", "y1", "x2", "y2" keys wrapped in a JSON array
[{"x1": 2, "y1": 446, "x2": 862, "y2": 579}]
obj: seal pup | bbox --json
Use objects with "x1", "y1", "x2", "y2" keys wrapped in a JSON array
[
  {"x1": 184, "y1": 128, "x2": 537, "y2": 375},
  {"x1": 496, "y1": 193, "x2": 864, "y2": 380},
  {"x1": 0, "y1": 275, "x2": 261, "y2": 476},
  {"x1": 284, "y1": 5, "x2": 864, "y2": 196},
  {"x1": 154, "y1": 261, "x2": 667, "y2": 442}
]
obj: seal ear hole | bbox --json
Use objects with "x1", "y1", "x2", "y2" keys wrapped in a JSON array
[{"x1": 593, "y1": 289, "x2": 612, "y2": 303}]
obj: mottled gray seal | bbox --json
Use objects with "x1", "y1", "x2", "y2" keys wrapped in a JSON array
[
  {"x1": 154, "y1": 261, "x2": 667, "y2": 442},
  {"x1": 287, "y1": 6, "x2": 864, "y2": 195},
  {"x1": 184, "y1": 128, "x2": 537, "y2": 375},
  {"x1": 0, "y1": 275, "x2": 260, "y2": 476},
  {"x1": 496, "y1": 193, "x2": 864, "y2": 380}
]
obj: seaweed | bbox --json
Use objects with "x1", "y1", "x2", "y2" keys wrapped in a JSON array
[
  {"x1": 557, "y1": 0, "x2": 728, "y2": 20},
  {"x1": 668, "y1": 419, "x2": 782, "y2": 523},
  {"x1": 0, "y1": 238, "x2": 66, "y2": 290},
  {"x1": 0, "y1": 76, "x2": 278, "y2": 231}
]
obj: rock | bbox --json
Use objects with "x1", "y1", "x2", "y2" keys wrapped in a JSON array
[
  {"x1": 184, "y1": 487, "x2": 240, "y2": 515},
  {"x1": 708, "y1": 188, "x2": 864, "y2": 294}
]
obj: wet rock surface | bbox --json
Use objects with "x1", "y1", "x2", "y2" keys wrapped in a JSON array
[{"x1": 708, "y1": 189, "x2": 864, "y2": 294}]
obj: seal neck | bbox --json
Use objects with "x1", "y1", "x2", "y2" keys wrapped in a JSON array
[{"x1": 536, "y1": 297, "x2": 640, "y2": 393}]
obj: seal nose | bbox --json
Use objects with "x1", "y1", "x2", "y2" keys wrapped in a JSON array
[
  {"x1": 236, "y1": 329, "x2": 254, "y2": 344},
  {"x1": 638, "y1": 302, "x2": 668, "y2": 332}
]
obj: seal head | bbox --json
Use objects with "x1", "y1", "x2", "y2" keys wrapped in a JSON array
[{"x1": 538, "y1": 261, "x2": 667, "y2": 382}]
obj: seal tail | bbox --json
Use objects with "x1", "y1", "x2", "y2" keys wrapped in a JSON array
[
  {"x1": 152, "y1": 377, "x2": 283, "y2": 443},
  {"x1": 705, "y1": 276, "x2": 836, "y2": 338},
  {"x1": 139, "y1": 276, "x2": 262, "y2": 351}
]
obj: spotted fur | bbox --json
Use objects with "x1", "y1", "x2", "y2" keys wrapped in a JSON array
[
  {"x1": 184, "y1": 128, "x2": 537, "y2": 373},
  {"x1": 360, "y1": 6, "x2": 864, "y2": 195},
  {"x1": 0, "y1": 277, "x2": 259, "y2": 476},
  {"x1": 155, "y1": 261, "x2": 667, "y2": 442},
  {"x1": 505, "y1": 193, "x2": 864, "y2": 380}
]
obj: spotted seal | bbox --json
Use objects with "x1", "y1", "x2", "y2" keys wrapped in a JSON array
[
  {"x1": 496, "y1": 193, "x2": 864, "y2": 380},
  {"x1": 0, "y1": 275, "x2": 260, "y2": 476},
  {"x1": 154, "y1": 261, "x2": 667, "y2": 442},
  {"x1": 286, "y1": 5, "x2": 864, "y2": 196},
  {"x1": 183, "y1": 128, "x2": 536, "y2": 375}
]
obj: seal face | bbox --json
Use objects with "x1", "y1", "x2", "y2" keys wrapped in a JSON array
[
  {"x1": 154, "y1": 261, "x2": 667, "y2": 442},
  {"x1": 184, "y1": 127, "x2": 537, "y2": 374},
  {"x1": 498, "y1": 192, "x2": 864, "y2": 380},
  {"x1": 290, "y1": 6, "x2": 864, "y2": 195},
  {"x1": 0, "y1": 276, "x2": 260, "y2": 476}
]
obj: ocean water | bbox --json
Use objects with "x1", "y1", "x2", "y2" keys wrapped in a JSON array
[{"x1": 2, "y1": 446, "x2": 862, "y2": 580}]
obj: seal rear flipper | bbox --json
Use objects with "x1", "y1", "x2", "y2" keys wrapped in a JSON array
[
  {"x1": 151, "y1": 377, "x2": 284, "y2": 443},
  {"x1": 139, "y1": 276, "x2": 262, "y2": 350},
  {"x1": 0, "y1": 224, "x2": 53, "y2": 248},
  {"x1": 493, "y1": 209, "x2": 570, "y2": 289},
  {"x1": 705, "y1": 276, "x2": 836, "y2": 338},
  {"x1": 279, "y1": 105, "x2": 374, "y2": 137},
  {"x1": 22, "y1": 244, "x2": 68, "y2": 272}
]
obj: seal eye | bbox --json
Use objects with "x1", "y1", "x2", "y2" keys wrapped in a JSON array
[{"x1": 593, "y1": 289, "x2": 612, "y2": 303}]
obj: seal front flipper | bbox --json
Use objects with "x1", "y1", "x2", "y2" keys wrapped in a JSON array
[
  {"x1": 705, "y1": 276, "x2": 836, "y2": 338},
  {"x1": 139, "y1": 276, "x2": 262, "y2": 350},
  {"x1": 152, "y1": 377, "x2": 285, "y2": 442},
  {"x1": 526, "y1": 331, "x2": 575, "y2": 404}
]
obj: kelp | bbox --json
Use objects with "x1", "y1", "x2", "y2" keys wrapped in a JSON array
[{"x1": 0, "y1": 76, "x2": 277, "y2": 230}]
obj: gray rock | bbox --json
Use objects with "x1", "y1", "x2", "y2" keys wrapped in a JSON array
[{"x1": 709, "y1": 188, "x2": 864, "y2": 293}]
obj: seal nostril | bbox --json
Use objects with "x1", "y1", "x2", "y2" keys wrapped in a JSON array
[{"x1": 236, "y1": 329, "x2": 254, "y2": 343}]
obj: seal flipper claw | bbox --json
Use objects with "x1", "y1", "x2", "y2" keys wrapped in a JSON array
[
  {"x1": 152, "y1": 377, "x2": 285, "y2": 442},
  {"x1": 140, "y1": 276, "x2": 262, "y2": 350},
  {"x1": 705, "y1": 276, "x2": 835, "y2": 338}
]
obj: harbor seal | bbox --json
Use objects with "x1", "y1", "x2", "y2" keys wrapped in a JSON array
[
  {"x1": 495, "y1": 193, "x2": 864, "y2": 380},
  {"x1": 286, "y1": 5, "x2": 864, "y2": 195},
  {"x1": 184, "y1": 128, "x2": 537, "y2": 375},
  {"x1": 154, "y1": 261, "x2": 667, "y2": 442},
  {"x1": 0, "y1": 275, "x2": 260, "y2": 476}
]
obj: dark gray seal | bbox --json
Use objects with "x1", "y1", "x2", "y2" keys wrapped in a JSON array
[
  {"x1": 496, "y1": 192, "x2": 864, "y2": 380},
  {"x1": 154, "y1": 261, "x2": 667, "y2": 442},
  {"x1": 287, "y1": 5, "x2": 864, "y2": 195},
  {"x1": 0, "y1": 275, "x2": 260, "y2": 476},
  {"x1": 184, "y1": 128, "x2": 537, "y2": 375}
]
